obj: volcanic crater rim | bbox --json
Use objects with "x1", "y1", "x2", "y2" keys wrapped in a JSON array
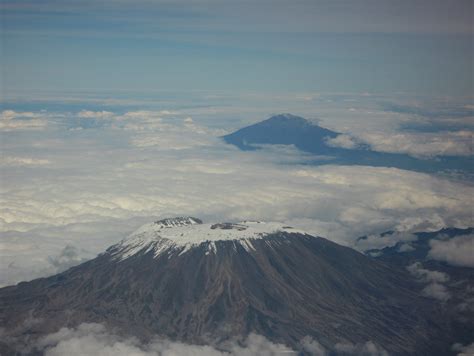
[{"x1": 109, "y1": 217, "x2": 307, "y2": 260}]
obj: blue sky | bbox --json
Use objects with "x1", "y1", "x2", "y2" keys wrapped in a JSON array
[{"x1": 1, "y1": 0, "x2": 472, "y2": 95}]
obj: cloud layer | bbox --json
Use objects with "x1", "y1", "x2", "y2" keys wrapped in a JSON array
[
  {"x1": 35, "y1": 323, "x2": 294, "y2": 356},
  {"x1": 328, "y1": 131, "x2": 473, "y2": 158},
  {"x1": 30, "y1": 323, "x2": 388, "y2": 356},
  {"x1": 1, "y1": 99, "x2": 473, "y2": 287}
]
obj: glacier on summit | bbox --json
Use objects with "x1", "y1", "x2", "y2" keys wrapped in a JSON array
[{"x1": 109, "y1": 217, "x2": 306, "y2": 260}]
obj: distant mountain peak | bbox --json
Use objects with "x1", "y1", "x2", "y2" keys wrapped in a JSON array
[
  {"x1": 222, "y1": 113, "x2": 338, "y2": 152},
  {"x1": 108, "y1": 219, "x2": 305, "y2": 260},
  {"x1": 223, "y1": 114, "x2": 474, "y2": 176},
  {"x1": 261, "y1": 113, "x2": 315, "y2": 127},
  {"x1": 267, "y1": 113, "x2": 306, "y2": 121},
  {"x1": 154, "y1": 216, "x2": 202, "y2": 228}
]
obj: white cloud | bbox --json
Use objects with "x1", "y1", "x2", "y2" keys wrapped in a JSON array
[
  {"x1": 397, "y1": 242, "x2": 415, "y2": 252},
  {"x1": 47, "y1": 245, "x2": 91, "y2": 272},
  {"x1": 291, "y1": 98, "x2": 473, "y2": 158},
  {"x1": 323, "y1": 130, "x2": 473, "y2": 158},
  {"x1": 76, "y1": 110, "x2": 178, "y2": 122},
  {"x1": 1, "y1": 154, "x2": 472, "y2": 285},
  {"x1": 407, "y1": 262, "x2": 449, "y2": 283},
  {"x1": 77, "y1": 110, "x2": 114, "y2": 119},
  {"x1": 407, "y1": 262, "x2": 450, "y2": 301},
  {"x1": 325, "y1": 134, "x2": 361, "y2": 149},
  {"x1": 428, "y1": 234, "x2": 474, "y2": 268},
  {"x1": 30, "y1": 323, "x2": 391, "y2": 356},
  {"x1": 299, "y1": 336, "x2": 327, "y2": 356},
  {"x1": 2, "y1": 159, "x2": 471, "y2": 286},
  {"x1": 0, "y1": 217, "x2": 151, "y2": 287},
  {"x1": 35, "y1": 323, "x2": 295, "y2": 356},
  {"x1": 420, "y1": 282, "x2": 451, "y2": 302},
  {"x1": 452, "y1": 342, "x2": 474, "y2": 356},
  {"x1": 119, "y1": 110, "x2": 179, "y2": 131},
  {"x1": 128, "y1": 117, "x2": 221, "y2": 149},
  {"x1": 0, "y1": 156, "x2": 51, "y2": 166},
  {"x1": 358, "y1": 130, "x2": 473, "y2": 158},
  {"x1": 334, "y1": 341, "x2": 389, "y2": 356},
  {"x1": 123, "y1": 110, "x2": 177, "y2": 119},
  {"x1": 354, "y1": 232, "x2": 417, "y2": 252},
  {"x1": 1, "y1": 110, "x2": 39, "y2": 120},
  {"x1": 72, "y1": 110, "x2": 224, "y2": 145},
  {"x1": 130, "y1": 134, "x2": 217, "y2": 149},
  {"x1": 0, "y1": 110, "x2": 48, "y2": 131}
]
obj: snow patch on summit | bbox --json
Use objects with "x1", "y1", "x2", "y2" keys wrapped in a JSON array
[{"x1": 108, "y1": 217, "x2": 306, "y2": 260}]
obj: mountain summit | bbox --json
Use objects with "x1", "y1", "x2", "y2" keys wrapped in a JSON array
[
  {"x1": 110, "y1": 217, "x2": 304, "y2": 261},
  {"x1": 0, "y1": 217, "x2": 458, "y2": 355},
  {"x1": 223, "y1": 113, "x2": 338, "y2": 153}
]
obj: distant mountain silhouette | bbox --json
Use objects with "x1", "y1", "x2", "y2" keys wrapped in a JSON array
[
  {"x1": 223, "y1": 114, "x2": 473, "y2": 177},
  {"x1": 223, "y1": 113, "x2": 339, "y2": 155}
]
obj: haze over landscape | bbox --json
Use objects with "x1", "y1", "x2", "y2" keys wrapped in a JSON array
[{"x1": 0, "y1": 1, "x2": 473, "y2": 355}]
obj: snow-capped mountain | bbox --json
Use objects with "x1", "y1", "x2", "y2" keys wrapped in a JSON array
[
  {"x1": 0, "y1": 218, "x2": 463, "y2": 355},
  {"x1": 110, "y1": 218, "x2": 305, "y2": 260}
]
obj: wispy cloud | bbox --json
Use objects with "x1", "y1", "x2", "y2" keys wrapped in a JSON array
[
  {"x1": 0, "y1": 110, "x2": 49, "y2": 131},
  {"x1": 5, "y1": 322, "x2": 388, "y2": 356},
  {"x1": 328, "y1": 130, "x2": 473, "y2": 158},
  {"x1": 428, "y1": 234, "x2": 474, "y2": 268},
  {"x1": 0, "y1": 156, "x2": 51, "y2": 166},
  {"x1": 33, "y1": 323, "x2": 295, "y2": 356},
  {"x1": 407, "y1": 262, "x2": 450, "y2": 301}
]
